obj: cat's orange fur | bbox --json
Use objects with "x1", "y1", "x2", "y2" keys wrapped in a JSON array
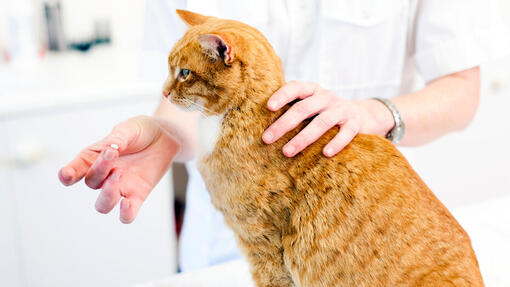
[{"x1": 163, "y1": 10, "x2": 484, "y2": 287}]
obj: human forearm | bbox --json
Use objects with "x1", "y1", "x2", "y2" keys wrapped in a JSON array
[
  {"x1": 263, "y1": 67, "x2": 480, "y2": 157},
  {"x1": 359, "y1": 67, "x2": 480, "y2": 146},
  {"x1": 153, "y1": 97, "x2": 199, "y2": 162}
]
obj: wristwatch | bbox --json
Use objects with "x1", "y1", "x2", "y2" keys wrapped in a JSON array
[{"x1": 372, "y1": 97, "x2": 405, "y2": 144}]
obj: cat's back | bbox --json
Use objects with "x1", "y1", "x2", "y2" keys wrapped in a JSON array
[
  {"x1": 282, "y1": 132, "x2": 483, "y2": 286},
  {"x1": 202, "y1": 105, "x2": 483, "y2": 286}
]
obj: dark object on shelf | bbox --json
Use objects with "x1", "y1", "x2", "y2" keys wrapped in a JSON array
[
  {"x1": 67, "y1": 41, "x2": 93, "y2": 52},
  {"x1": 67, "y1": 19, "x2": 112, "y2": 53}
]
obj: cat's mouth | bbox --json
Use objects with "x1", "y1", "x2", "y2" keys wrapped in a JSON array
[{"x1": 169, "y1": 93, "x2": 211, "y2": 114}]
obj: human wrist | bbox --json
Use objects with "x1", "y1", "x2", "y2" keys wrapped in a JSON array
[
  {"x1": 153, "y1": 115, "x2": 198, "y2": 162},
  {"x1": 157, "y1": 128, "x2": 181, "y2": 158},
  {"x1": 152, "y1": 116, "x2": 181, "y2": 147},
  {"x1": 358, "y1": 99, "x2": 395, "y2": 137}
]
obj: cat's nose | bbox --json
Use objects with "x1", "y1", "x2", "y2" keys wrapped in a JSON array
[{"x1": 162, "y1": 90, "x2": 170, "y2": 98}]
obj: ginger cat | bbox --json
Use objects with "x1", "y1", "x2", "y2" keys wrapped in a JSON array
[{"x1": 163, "y1": 10, "x2": 484, "y2": 287}]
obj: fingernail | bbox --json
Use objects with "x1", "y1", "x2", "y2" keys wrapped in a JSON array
[
  {"x1": 110, "y1": 143, "x2": 119, "y2": 150},
  {"x1": 60, "y1": 170, "x2": 71, "y2": 182},
  {"x1": 121, "y1": 199, "x2": 130, "y2": 210},
  {"x1": 263, "y1": 131, "x2": 274, "y2": 143},
  {"x1": 283, "y1": 145, "x2": 295, "y2": 156},
  {"x1": 104, "y1": 149, "x2": 115, "y2": 160},
  {"x1": 95, "y1": 197, "x2": 108, "y2": 213},
  {"x1": 268, "y1": 100, "x2": 278, "y2": 110},
  {"x1": 325, "y1": 147, "x2": 334, "y2": 157}
]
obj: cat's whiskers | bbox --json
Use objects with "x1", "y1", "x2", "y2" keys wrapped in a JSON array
[
  {"x1": 183, "y1": 98, "x2": 207, "y2": 114},
  {"x1": 182, "y1": 98, "x2": 214, "y2": 115}
]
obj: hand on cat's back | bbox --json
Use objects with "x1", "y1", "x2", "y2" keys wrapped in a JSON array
[{"x1": 262, "y1": 81, "x2": 395, "y2": 158}]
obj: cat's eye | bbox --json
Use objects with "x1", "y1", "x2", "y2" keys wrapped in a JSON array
[{"x1": 179, "y1": 69, "x2": 191, "y2": 80}]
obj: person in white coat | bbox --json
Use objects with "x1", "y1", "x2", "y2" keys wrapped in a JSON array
[{"x1": 59, "y1": 0, "x2": 507, "y2": 273}]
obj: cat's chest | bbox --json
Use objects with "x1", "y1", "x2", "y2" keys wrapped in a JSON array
[
  {"x1": 196, "y1": 114, "x2": 247, "y2": 195},
  {"x1": 197, "y1": 114, "x2": 224, "y2": 160}
]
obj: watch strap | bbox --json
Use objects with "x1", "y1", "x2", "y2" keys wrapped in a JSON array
[{"x1": 372, "y1": 97, "x2": 405, "y2": 144}]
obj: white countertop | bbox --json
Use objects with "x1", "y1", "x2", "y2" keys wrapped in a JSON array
[{"x1": 0, "y1": 47, "x2": 161, "y2": 118}]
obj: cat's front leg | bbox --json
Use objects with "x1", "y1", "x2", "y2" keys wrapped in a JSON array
[{"x1": 237, "y1": 236, "x2": 295, "y2": 287}]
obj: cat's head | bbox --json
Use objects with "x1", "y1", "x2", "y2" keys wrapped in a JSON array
[{"x1": 163, "y1": 10, "x2": 284, "y2": 116}]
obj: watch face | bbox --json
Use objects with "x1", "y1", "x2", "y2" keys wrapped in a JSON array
[{"x1": 372, "y1": 97, "x2": 405, "y2": 144}]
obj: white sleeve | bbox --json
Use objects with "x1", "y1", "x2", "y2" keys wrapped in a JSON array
[
  {"x1": 139, "y1": 0, "x2": 188, "y2": 82},
  {"x1": 413, "y1": 0, "x2": 509, "y2": 82}
]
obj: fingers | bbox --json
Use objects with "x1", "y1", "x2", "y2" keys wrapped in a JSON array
[
  {"x1": 58, "y1": 166, "x2": 77, "y2": 186},
  {"x1": 95, "y1": 170, "x2": 122, "y2": 214},
  {"x1": 119, "y1": 184, "x2": 150, "y2": 224},
  {"x1": 267, "y1": 81, "x2": 319, "y2": 111},
  {"x1": 117, "y1": 176, "x2": 151, "y2": 224},
  {"x1": 264, "y1": 82, "x2": 363, "y2": 158},
  {"x1": 323, "y1": 116, "x2": 360, "y2": 157},
  {"x1": 271, "y1": 99, "x2": 361, "y2": 158},
  {"x1": 95, "y1": 171, "x2": 150, "y2": 224},
  {"x1": 282, "y1": 109, "x2": 341, "y2": 157},
  {"x1": 58, "y1": 117, "x2": 145, "y2": 187},
  {"x1": 58, "y1": 132, "x2": 125, "y2": 187},
  {"x1": 263, "y1": 90, "x2": 332, "y2": 144},
  {"x1": 58, "y1": 149, "x2": 100, "y2": 186},
  {"x1": 119, "y1": 197, "x2": 144, "y2": 224},
  {"x1": 84, "y1": 147, "x2": 119, "y2": 189}
]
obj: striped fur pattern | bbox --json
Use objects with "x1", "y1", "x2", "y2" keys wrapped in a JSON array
[{"x1": 164, "y1": 10, "x2": 484, "y2": 287}]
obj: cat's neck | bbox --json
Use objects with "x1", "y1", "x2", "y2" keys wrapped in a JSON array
[
  {"x1": 197, "y1": 74, "x2": 287, "y2": 165},
  {"x1": 219, "y1": 80, "x2": 288, "y2": 156},
  {"x1": 236, "y1": 74, "x2": 284, "y2": 110},
  {"x1": 230, "y1": 80, "x2": 282, "y2": 124}
]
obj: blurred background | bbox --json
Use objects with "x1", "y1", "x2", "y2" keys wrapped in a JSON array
[
  {"x1": 0, "y1": 1, "x2": 177, "y2": 286},
  {"x1": 0, "y1": 0, "x2": 509, "y2": 286}
]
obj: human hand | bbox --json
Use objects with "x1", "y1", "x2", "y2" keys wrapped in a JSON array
[
  {"x1": 58, "y1": 116, "x2": 180, "y2": 223},
  {"x1": 262, "y1": 81, "x2": 394, "y2": 157}
]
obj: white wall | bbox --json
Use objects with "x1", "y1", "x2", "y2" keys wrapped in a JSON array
[{"x1": 404, "y1": 0, "x2": 510, "y2": 208}]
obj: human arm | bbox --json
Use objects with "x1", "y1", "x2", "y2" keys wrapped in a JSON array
[
  {"x1": 153, "y1": 97, "x2": 199, "y2": 162},
  {"x1": 389, "y1": 67, "x2": 480, "y2": 146},
  {"x1": 262, "y1": 67, "x2": 480, "y2": 157}
]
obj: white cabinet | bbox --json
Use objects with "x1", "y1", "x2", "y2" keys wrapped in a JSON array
[
  {"x1": 0, "y1": 121, "x2": 24, "y2": 286},
  {"x1": 0, "y1": 98, "x2": 177, "y2": 287}
]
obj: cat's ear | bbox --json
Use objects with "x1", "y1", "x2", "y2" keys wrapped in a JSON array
[
  {"x1": 198, "y1": 34, "x2": 234, "y2": 65},
  {"x1": 176, "y1": 9, "x2": 210, "y2": 26}
]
